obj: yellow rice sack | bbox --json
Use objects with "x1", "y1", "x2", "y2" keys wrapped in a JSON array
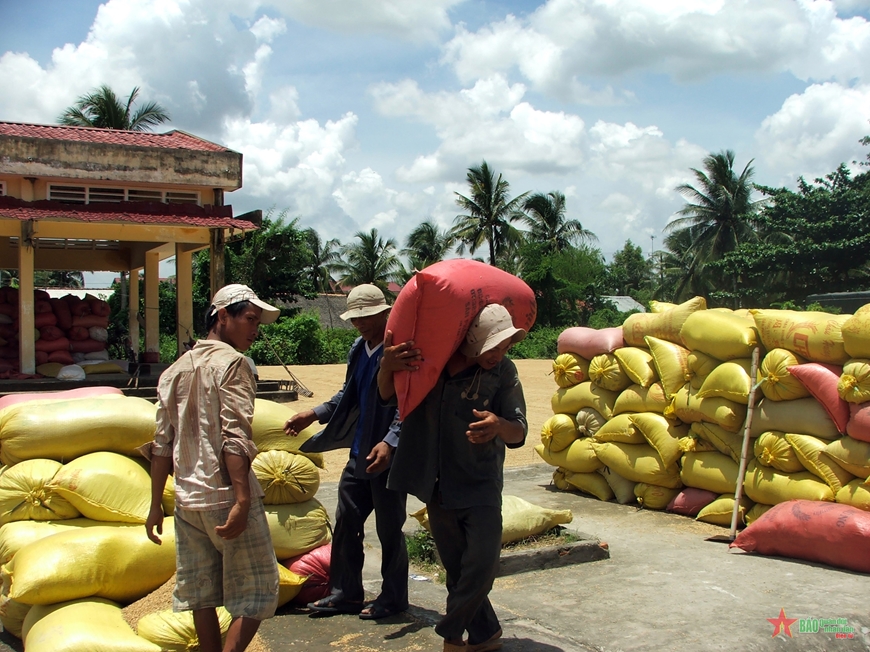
[
  {"x1": 785, "y1": 433, "x2": 855, "y2": 493},
  {"x1": 0, "y1": 396, "x2": 157, "y2": 465},
  {"x1": 751, "y1": 309, "x2": 850, "y2": 364},
  {"x1": 837, "y1": 358, "x2": 870, "y2": 404},
  {"x1": 252, "y1": 399, "x2": 325, "y2": 468},
  {"x1": 623, "y1": 296, "x2": 707, "y2": 346},
  {"x1": 551, "y1": 353, "x2": 589, "y2": 388},
  {"x1": 835, "y1": 479, "x2": 870, "y2": 511},
  {"x1": 0, "y1": 594, "x2": 31, "y2": 638},
  {"x1": 634, "y1": 483, "x2": 680, "y2": 510},
  {"x1": 591, "y1": 413, "x2": 644, "y2": 444},
  {"x1": 754, "y1": 431, "x2": 804, "y2": 473},
  {"x1": 680, "y1": 451, "x2": 740, "y2": 494},
  {"x1": 588, "y1": 353, "x2": 632, "y2": 392},
  {"x1": 551, "y1": 382, "x2": 618, "y2": 420},
  {"x1": 539, "y1": 414, "x2": 579, "y2": 453},
  {"x1": 534, "y1": 440, "x2": 603, "y2": 474},
  {"x1": 23, "y1": 598, "x2": 160, "y2": 652},
  {"x1": 137, "y1": 606, "x2": 232, "y2": 651},
  {"x1": 162, "y1": 474, "x2": 175, "y2": 516},
  {"x1": 749, "y1": 397, "x2": 840, "y2": 440},
  {"x1": 645, "y1": 336, "x2": 690, "y2": 399},
  {"x1": 744, "y1": 502, "x2": 773, "y2": 525},
  {"x1": 501, "y1": 495, "x2": 573, "y2": 544},
  {"x1": 49, "y1": 451, "x2": 151, "y2": 523},
  {"x1": 264, "y1": 499, "x2": 332, "y2": 559},
  {"x1": 0, "y1": 518, "x2": 114, "y2": 565},
  {"x1": 697, "y1": 358, "x2": 753, "y2": 404},
  {"x1": 0, "y1": 459, "x2": 79, "y2": 525},
  {"x1": 612, "y1": 383, "x2": 669, "y2": 415},
  {"x1": 252, "y1": 450, "x2": 321, "y2": 505},
  {"x1": 551, "y1": 467, "x2": 572, "y2": 491},
  {"x1": 590, "y1": 441, "x2": 682, "y2": 489},
  {"x1": 630, "y1": 413, "x2": 689, "y2": 467},
  {"x1": 687, "y1": 350, "x2": 720, "y2": 390},
  {"x1": 597, "y1": 466, "x2": 637, "y2": 504},
  {"x1": 4, "y1": 519, "x2": 176, "y2": 605},
  {"x1": 743, "y1": 460, "x2": 834, "y2": 505},
  {"x1": 759, "y1": 349, "x2": 809, "y2": 401},
  {"x1": 563, "y1": 470, "x2": 614, "y2": 501},
  {"x1": 277, "y1": 564, "x2": 307, "y2": 607},
  {"x1": 575, "y1": 408, "x2": 606, "y2": 437},
  {"x1": 824, "y1": 436, "x2": 870, "y2": 477},
  {"x1": 677, "y1": 434, "x2": 717, "y2": 454},
  {"x1": 671, "y1": 385, "x2": 747, "y2": 432},
  {"x1": 649, "y1": 301, "x2": 676, "y2": 313},
  {"x1": 613, "y1": 347, "x2": 658, "y2": 388},
  {"x1": 696, "y1": 493, "x2": 753, "y2": 526},
  {"x1": 690, "y1": 422, "x2": 744, "y2": 464},
  {"x1": 679, "y1": 310, "x2": 759, "y2": 361},
  {"x1": 841, "y1": 304, "x2": 870, "y2": 359}
]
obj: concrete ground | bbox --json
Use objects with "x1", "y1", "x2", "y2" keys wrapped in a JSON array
[{"x1": 258, "y1": 463, "x2": 870, "y2": 652}]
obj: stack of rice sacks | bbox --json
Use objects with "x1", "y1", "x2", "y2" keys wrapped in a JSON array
[
  {"x1": 0, "y1": 391, "x2": 330, "y2": 651},
  {"x1": 538, "y1": 297, "x2": 870, "y2": 530},
  {"x1": 0, "y1": 288, "x2": 113, "y2": 373}
]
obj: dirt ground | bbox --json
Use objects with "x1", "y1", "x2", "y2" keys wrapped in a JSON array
[{"x1": 259, "y1": 359, "x2": 555, "y2": 482}]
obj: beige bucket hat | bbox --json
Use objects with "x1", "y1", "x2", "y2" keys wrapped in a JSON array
[
  {"x1": 340, "y1": 284, "x2": 391, "y2": 320},
  {"x1": 460, "y1": 303, "x2": 527, "y2": 358}
]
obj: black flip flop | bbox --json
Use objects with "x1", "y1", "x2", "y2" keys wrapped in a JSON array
[
  {"x1": 307, "y1": 598, "x2": 363, "y2": 615},
  {"x1": 359, "y1": 602, "x2": 400, "y2": 620}
]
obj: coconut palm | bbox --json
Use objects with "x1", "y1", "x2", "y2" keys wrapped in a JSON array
[
  {"x1": 304, "y1": 228, "x2": 341, "y2": 293},
  {"x1": 521, "y1": 191, "x2": 596, "y2": 255},
  {"x1": 401, "y1": 221, "x2": 455, "y2": 271},
  {"x1": 58, "y1": 85, "x2": 170, "y2": 131},
  {"x1": 333, "y1": 228, "x2": 401, "y2": 295},
  {"x1": 452, "y1": 161, "x2": 528, "y2": 266}
]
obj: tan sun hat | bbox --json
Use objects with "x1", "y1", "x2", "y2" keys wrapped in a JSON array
[
  {"x1": 460, "y1": 303, "x2": 527, "y2": 358},
  {"x1": 340, "y1": 284, "x2": 391, "y2": 320},
  {"x1": 209, "y1": 284, "x2": 280, "y2": 324}
]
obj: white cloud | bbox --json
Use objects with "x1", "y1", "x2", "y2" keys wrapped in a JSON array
[
  {"x1": 755, "y1": 82, "x2": 870, "y2": 181},
  {"x1": 268, "y1": 0, "x2": 463, "y2": 42}
]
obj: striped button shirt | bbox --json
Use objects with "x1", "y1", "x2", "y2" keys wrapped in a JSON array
[{"x1": 150, "y1": 339, "x2": 264, "y2": 510}]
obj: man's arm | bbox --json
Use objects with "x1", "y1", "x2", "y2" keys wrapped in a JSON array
[
  {"x1": 145, "y1": 454, "x2": 172, "y2": 544},
  {"x1": 214, "y1": 451, "x2": 252, "y2": 540},
  {"x1": 377, "y1": 330, "x2": 421, "y2": 401}
]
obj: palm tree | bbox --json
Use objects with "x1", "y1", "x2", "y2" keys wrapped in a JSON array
[
  {"x1": 46, "y1": 271, "x2": 85, "y2": 289},
  {"x1": 521, "y1": 191, "x2": 596, "y2": 255},
  {"x1": 401, "y1": 221, "x2": 455, "y2": 271},
  {"x1": 333, "y1": 228, "x2": 401, "y2": 295},
  {"x1": 58, "y1": 85, "x2": 170, "y2": 131},
  {"x1": 452, "y1": 161, "x2": 528, "y2": 266},
  {"x1": 303, "y1": 228, "x2": 341, "y2": 293}
]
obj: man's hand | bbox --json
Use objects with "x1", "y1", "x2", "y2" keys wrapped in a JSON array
[
  {"x1": 284, "y1": 409, "x2": 317, "y2": 437},
  {"x1": 214, "y1": 501, "x2": 250, "y2": 540},
  {"x1": 466, "y1": 409, "x2": 502, "y2": 444},
  {"x1": 380, "y1": 330, "x2": 422, "y2": 373},
  {"x1": 145, "y1": 504, "x2": 164, "y2": 545},
  {"x1": 365, "y1": 441, "x2": 393, "y2": 474}
]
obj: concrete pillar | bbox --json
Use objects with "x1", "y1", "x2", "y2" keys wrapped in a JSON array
[
  {"x1": 129, "y1": 268, "x2": 141, "y2": 357},
  {"x1": 175, "y1": 245, "x2": 194, "y2": 357},
  {"x1": 210, "y1": 228, "x2": 225, "y2": 299},
  {"x1": 17, "y1": 222, "x2": 35, "y2": 373},
  {"x1": 144, "y1": 251, "x2": 160, "y2": 362}
]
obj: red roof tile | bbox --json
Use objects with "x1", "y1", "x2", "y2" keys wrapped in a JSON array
[
  {"x1": 0, "y1": 197, "x2": 256, "y2": 230},
  {"x1": 0, "y1": 121, "x2": 231, "y2": 152}
]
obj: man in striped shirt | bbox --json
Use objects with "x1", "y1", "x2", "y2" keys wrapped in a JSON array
[{"x1": 144, "y1": 284, "x2": 281, "y2": 652}]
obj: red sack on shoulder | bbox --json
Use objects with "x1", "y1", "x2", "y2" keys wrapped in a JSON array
[
  {"x1": 386, "y1": 259, "x2": 536, "y2": 418},
  {"x1": 730, "y1": 500, "x2": 870, "y2": 573},
  {"x1": 283, "y1": 543, "x2": 331, "y2": 605}
]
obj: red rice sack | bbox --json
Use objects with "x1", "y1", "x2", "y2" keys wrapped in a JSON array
[
  {"x1": 67, "y1": 326, "x2": 90, "y2": 342},
  {"x1": 69, "y1": 339, "x2": 106, "y2": 354},
  {"x1": 787, "y1": 362, "x2": 848, "y2": 433},
  {"x1": 87, "y1": 299, "x2": 111, "y2": 317},
  {"x1": 33, "y1": 313, "x2": 57, "y2": 329},
  {"x1": 666, "y1": 487, "x2": 719, "y2": 517},
  {"x1": 730, "y1": 500, "x2": 870, "y2": 573},
  {"x1": 38, "y1": 326, "x2": 64, "y2": 342},
  {"x1": 34, "y1": 352, "x2": 48, "y2": 365},
  {"x1": 846, "y1": 403, "x2": 870, "y2": 443},
  {"x1": 71, "y1": 315, "x2": 109, "y2": 329},
  {"x1": 34, "y1": 337, "x2": 70, "y2": 353},
  {"x1": 49, "y1": 299, "x2": 73, "y2": 331},
  {"x1": 283, "y1": 543, "x2": 331, "y2": 605},
  {"x1": 557, "y1": 327, "x2": 624, "y2": 359},
  {"x1": 386, "y1": 259, "x2": 536, "y2": 418},
  {"x1": 47, "y1": 351, "x2": 74, "y2": 365}
]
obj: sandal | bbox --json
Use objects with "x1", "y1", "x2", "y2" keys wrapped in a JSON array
[
  {"x1": 307, "y1": 597, "x2": 363, "y2": 615},
  {"x1": 359, "y1": 602, "x2": 401, "y2": 620}
]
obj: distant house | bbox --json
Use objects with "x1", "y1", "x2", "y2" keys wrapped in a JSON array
[
  {"x1": 0, "y1": 121, "x2": 260, "y2": 371},
  {"x1": 603, "y1": 295, "x2": 646, "y2": 313}
]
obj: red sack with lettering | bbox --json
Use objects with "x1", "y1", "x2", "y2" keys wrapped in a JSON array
[
  {"x1": 386, "y1": 259, "x2": 536, "y2": 418},
  {"x1": 39, "y1": 325, "x2": 65, "y2": 342},
  {"x1": 67, "y1": 326, "x2": 90, "y2": 342},
  {"x1": 730, "y1": 500, "x2": 870, "y2": 573},
  {"x1": 283, "y1": 543, "x2": 331, "y2": 605}
]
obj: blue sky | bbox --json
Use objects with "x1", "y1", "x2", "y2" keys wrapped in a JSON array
[{"x1": 2, "y1": 0, "x2": 870, "y2": 286}]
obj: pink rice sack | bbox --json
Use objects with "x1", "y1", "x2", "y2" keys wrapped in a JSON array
[
  {"x1": 0, "y1": 386, "x2": 124, "y2": 411},
  {"x1": 557, "y1": 327, "x2": 624, "y2": 360},
  {"x1": 787, "y1": 362, "x2": 849, "y2": 434},
  {"x1": 283, "y1": 542, "x2": 331, "y2": 605},
  {"x1": 666, "y1": 488, "x2": 719, "y2": 517},
  {"x1": 846, "y1": 403, "x2": 870, "y2": 443},
  {"x1": 730, "y1": 500, "x2": 870, "y2": 574}
]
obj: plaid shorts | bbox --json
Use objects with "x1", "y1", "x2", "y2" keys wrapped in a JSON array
[{"x1": 173, "y1": 498, "x2": 279, "y2": 620}]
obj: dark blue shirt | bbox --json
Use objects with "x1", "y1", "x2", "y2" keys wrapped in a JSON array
[{"x1": 351, "y1": 341, "x2": 383, "y2": 457}]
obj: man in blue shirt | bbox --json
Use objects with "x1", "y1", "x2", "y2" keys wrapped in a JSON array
[{"x1": 284, "y1": 284, "x2": 407, "y2": 620}]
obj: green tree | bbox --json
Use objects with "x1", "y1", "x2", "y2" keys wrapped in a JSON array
[
  {"x1": 402, "y1": 220, "x2": 455, "y2": 271},
  {"x1": 58, "y1": 85, "x2": 170, "y2": 131},
  {"x1": 303, "y1": 228, "x2": 341, "y2": 293},
  {"x1": 605, "y1": 240, "x2": 653, "y2": 302},
  {"x1": 43, "y1": 271, "x2": 85, "y2": 288},
  {"x1": 521, "y1": 191, "x2": 595, "y2": 255},
  {"x1": 453, "y1": 161, "x2": 528, "y2": 266},
  {"x1": 333, "y1": 228, "x2": 401, "y2": 294}
]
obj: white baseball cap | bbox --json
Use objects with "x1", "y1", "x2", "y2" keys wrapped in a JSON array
[
  {"x1": 209, "y1": 284, "x2": 280, "y2": 324},
  {"x1": 460, "y1": 304, "x2": 527, "y2": 358}
]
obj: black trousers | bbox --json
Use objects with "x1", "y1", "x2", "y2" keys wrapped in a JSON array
[
  {"x1": 428, "y1": 497, "x2": 502, "y2": 644},
  {"x1": 327, "y1": 456, "x2": 409, "y2": 611}
]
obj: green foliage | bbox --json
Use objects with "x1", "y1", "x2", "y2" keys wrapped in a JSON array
[
  {"x1": 605, "y1": 240, "x2": 652, "y2": 299},
  {"x1": 58, "y1": 85, "x2": 170, "y2": 131},
  {"x1": 321, "y1": 328, "x2": 360, "y2": 364},
  {"x1": 587, "y1": 307, "x2": 637, "y2": 329},
  {"x1": 405, "y1": 530, "x2": 439, "y2": 567},
  {"x1": 248, "y1": 312, "x2": 326, "y2": 366},
  {"x1": 509, "y1": 326, "x2": 561, "y2": 360},
  {"x1": 159, "y1": 333, "x2": 178, "y2": 364}
]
